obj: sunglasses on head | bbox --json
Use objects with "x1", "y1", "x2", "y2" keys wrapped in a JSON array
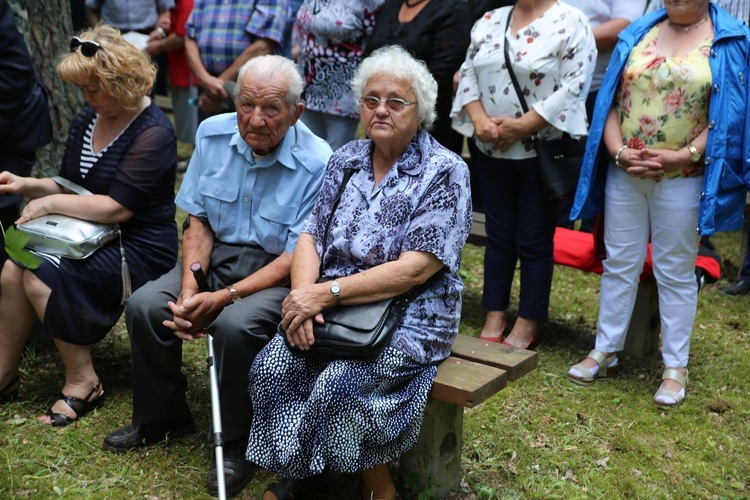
[{"x1": 70, "y1": 36, "x2": 102, "y2": 57}]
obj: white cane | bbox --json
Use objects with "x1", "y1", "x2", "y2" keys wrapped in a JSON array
[
  {"x1": 191, "y1": 262, "x2": 226, "y2": 500},
  {"x1": 207, "y1": 333, "x2": 227, "y2": 500}
]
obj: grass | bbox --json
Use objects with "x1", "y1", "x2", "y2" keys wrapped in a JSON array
[{"x1": 2, "y1": 202, "x2": 749, "y2": 498}]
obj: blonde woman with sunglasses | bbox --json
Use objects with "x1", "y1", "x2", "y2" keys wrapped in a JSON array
[{"x1": 0, "y1": 25, "x2": 178, "y2": 426}]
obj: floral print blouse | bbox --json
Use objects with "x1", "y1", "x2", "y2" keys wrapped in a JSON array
[
  {"x1": 296, "y1": 0, "x2": 384, "y2": 119},
  {"x1": 451, "y1": 3, "x2": 596, "y2": 159},
  {"x1": 302, "y1": 130, "x2": 473, "y2": 365},
  {"x1": 618, "y1": 25, "x2": 713, "y2": 179}
]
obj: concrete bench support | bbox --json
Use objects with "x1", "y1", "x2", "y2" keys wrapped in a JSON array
[
  {"x1": 623, "y1": 277, "x2": 660, "y2": 358},
  {"x1": 399, "y1": 400, "x2": 463, "y2": 497}
]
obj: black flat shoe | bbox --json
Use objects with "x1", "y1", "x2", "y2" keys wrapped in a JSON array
[
  {"x1": 206, "y1": 439, "x2": 254, "y2": 497},
  {"x1": 103, "y1": 413, "x2": 196, "y2": 454},
  {"x1": 0, "y1": 376, "x2": 20, "y2": 404},
  {"x1": 44, "y1": 381, "x2": 104, "y2": 427},
  {"x1": 719, "y1": 280, "x2": 750, "y2": 296}
]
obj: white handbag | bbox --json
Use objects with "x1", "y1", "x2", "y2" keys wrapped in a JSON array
[{"x1": 17, "y1": 176, "x2": 120, "y2": 259}]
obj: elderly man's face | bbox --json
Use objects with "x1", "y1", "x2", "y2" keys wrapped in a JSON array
[{"x1": 236, "y1": 74, "x2": 303, "y2": 155}]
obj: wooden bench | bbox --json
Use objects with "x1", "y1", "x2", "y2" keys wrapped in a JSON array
[
  {"x1": 399, "y1": 334, "x2": 537, "y2": 497},
  {"x1": 468, "y1": 212, "x2": 660, "y2": 359}
]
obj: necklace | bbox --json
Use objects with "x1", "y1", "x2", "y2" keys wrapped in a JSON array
[
  {"x1": 668, "y1": 15, "x2": 709, "y2": 33},
  {"x1": 404, "y1": 0, "x2": 428, "y2": 7}
]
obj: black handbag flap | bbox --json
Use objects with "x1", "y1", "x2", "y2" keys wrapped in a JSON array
[{"x1": 322, "y1": 298, "x2": 397, "y2": 331}]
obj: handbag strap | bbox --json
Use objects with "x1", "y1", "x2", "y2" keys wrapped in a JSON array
[
  {"x1": 503, "y1": 8, "x2": 530, "y2": 115},
  {"x1": 319, "y1": 168, "x2": 355, "y2": 276},
  {"x1": 52, "y1": 176, "x2": 94, "y2": 196}
]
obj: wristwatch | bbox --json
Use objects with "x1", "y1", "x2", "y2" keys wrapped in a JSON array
[
  {"x1": 330, "y1": 280, "x2": 341, "y2": 306},
  {"x1": 687, "y1": 143, "x2": 702, "y2": 163},
  {"x1": 226, "y1": 285, "x2": 241, "y2": 303}
]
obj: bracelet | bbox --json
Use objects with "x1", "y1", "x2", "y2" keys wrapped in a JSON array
[
  {"x1": 226, "y1": 285, "x2": 241, "y2": 303},
  {"x1": 614, "y1": 144, "x2": 628, "y2": 168}
]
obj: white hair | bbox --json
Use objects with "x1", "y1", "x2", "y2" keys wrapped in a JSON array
[
  {"x1": 351, "y1": 45, "x2": 438, "y2": 130},
  {"x1": 236, "y1": 55, "x2": 304, "y2": 108}
]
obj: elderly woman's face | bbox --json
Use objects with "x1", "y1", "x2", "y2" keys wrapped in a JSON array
[
  {"x1": 360, "y1": 75, "x2": 421, "y2": 149},
  {"x1": 664, "y1": 0, "x2": 710, "y2": 21}
]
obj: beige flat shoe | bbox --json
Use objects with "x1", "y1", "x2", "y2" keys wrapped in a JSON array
[
  {"x1": 654, "y1": 368, "x2": 688, "y2": 409},
  {"x1": 567, "y1": 349, "x2": 618, "y2": 386}
]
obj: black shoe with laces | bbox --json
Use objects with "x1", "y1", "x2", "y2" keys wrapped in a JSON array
[
  {"x1": 206, "y1": 439, "x2": 254, "y2": 497},
  {"x1": 103, "y1": 413, "x2": 196, "y2": 454}
]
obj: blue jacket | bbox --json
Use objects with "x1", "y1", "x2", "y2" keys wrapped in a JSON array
[{"x1": 570, "y1": 4, "x2": 750, "y2": 235}]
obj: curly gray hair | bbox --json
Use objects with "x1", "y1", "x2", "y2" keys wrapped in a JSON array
[{"x1": 351, "y1": 45, "x2": 438, "y2": 130}]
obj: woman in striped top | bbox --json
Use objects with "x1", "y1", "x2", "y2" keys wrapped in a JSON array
[{"x1": 0, "y1": 25, "x2": 178, "y2": 426}]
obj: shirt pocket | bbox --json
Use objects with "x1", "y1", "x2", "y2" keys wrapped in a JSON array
[
  {"x1": 198, "y1": 177, "x2": 239, "y2": 235},
  {"x1": 258, "y1": 201, "x2": 298, "y2": 254}
]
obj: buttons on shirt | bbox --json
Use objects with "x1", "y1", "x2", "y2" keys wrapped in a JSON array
[
  {"x1": 704, "y1": 156, "x2": 711, "y2": 164},
  {"x1": 708, "y1": 120, "x2": 716, "y2": 129},
  {"x1": 713, "y1": 84, "x2": 720, "y2": 93},
  {"x1": 241, "y1": 229, "x2": 247, "y2": 235},
  {"x1": 243, "y1": 197, "x2": 249, "y2": 203}
]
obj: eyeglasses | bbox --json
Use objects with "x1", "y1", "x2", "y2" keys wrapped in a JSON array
[
  {"x1": 359, "y1": 96, "x2": 417, "y2": 113},
  {"x1": 70, "y1": 36, "x2": 102, "y2": 58}
]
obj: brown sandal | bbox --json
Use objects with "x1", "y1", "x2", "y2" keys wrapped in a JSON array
[{"x1": 44, "y1": 381, "x2": 105, "y2": 427}]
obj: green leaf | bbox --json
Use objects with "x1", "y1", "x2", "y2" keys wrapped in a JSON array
[{"x1": 3, "y1": 227, "x2": 42, "y2": 270}]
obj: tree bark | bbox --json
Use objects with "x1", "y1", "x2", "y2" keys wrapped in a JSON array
[{"x1": 9, "y1": 0, "x2": 82, "y2": 177}]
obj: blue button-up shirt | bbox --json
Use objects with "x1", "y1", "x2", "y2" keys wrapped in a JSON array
[
  {"x1": 176, "y1": 113, "x2": 331, "y2": 255},
  {"x1": 186, "y1": 0, "x2": 289, "y2": 76}
]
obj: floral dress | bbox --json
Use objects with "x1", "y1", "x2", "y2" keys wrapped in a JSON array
[
  {"x1": 617, "y1": 25, "x2": 713, "y2": 179},
  {"x1": 245, "y1": 130, "x2": 472, "y2": 478},
  {"x1": 296, "y1": 0, "x2": 384, "y2": 119},
  {"x1": 451, "y1": 3, "x2": 596, "y2": 159}
]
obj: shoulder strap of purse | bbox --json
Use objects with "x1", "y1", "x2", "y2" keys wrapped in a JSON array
[
  {"x1": 503, "y1": 8, "x2": 530, "y2": 115},
  {"x1": 52, "y1": 175, "x2": 93, "y2": 196},
  {"x1": 319, "y1": 168, "x2": 355, "y2": 275}
]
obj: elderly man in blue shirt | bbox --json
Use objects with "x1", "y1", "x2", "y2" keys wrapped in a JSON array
[{"x1": 103, "y1": 55, "x2": 331, "y2": 497}]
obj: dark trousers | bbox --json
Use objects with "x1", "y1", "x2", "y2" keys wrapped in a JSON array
[
  {"x1": 741, "y1": 212, "x2": 750, "y2": 284},
  {"x1": 126, "y1": 243, "x2": 287, "y2": 442},
  {"x1": 477, "y1": 152, "x2": 560, "y2": 320}
]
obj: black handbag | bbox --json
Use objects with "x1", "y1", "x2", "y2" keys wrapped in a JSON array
[
  {"x1": 503, "y1": 9, "x2": 585, "y2": 199},
  {"x1": 280, "y1": 169, "x2": 444, "y2": 360}
]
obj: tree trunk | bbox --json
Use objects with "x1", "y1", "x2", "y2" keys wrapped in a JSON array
[{"x1": 9, "y1": 0, "x2": 82, "y2": 177}]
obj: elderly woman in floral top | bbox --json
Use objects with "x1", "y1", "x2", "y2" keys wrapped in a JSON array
[
  {"x1": 247, "y1": 46, "x2": 472, "y2": 499},
  {"x1": 568, "y1": 0, "x2": 750, "y2": 408},
  {"x1": 452, "y1": 0, "x2": 596, "y2": 348}
]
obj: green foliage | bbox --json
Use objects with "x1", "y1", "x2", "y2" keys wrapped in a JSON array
[{"x1": 1, "y1": 225, "x2": 41, "y2": 270}]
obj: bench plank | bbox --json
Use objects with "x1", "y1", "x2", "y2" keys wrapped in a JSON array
[
  {"x1": 431, "y1": 357, "x2": 507, "y2": 408},
  {"x1": 449, "y1": 335, "x2": 538, "y2": 382}
]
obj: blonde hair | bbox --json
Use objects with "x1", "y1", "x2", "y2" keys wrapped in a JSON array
[{"x1": 57, "y1": 25, "x2": 156, "y2": 111}]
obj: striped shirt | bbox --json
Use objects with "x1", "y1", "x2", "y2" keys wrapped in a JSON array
[
  {"x1": 186, "y1": 0, "x2": 288, "y2": 76},
  {"x1": 645, "y1": 0, "x2": 749, "y2": 23}
]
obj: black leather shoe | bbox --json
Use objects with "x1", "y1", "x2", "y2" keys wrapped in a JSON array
[
  {"x1": 719, "y1": 280, "x2": 750, "y2": 296},
  {"x1": 103, "y1": 414, "x2": 195, "y2": 454},
  {"x1": 206, "y1": 439, "x2": 254, "y2": 497}
]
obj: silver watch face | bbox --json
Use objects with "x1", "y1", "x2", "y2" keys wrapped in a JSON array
[{"x1": 331, "y1": 282, "x2": 341, "y2": 294}]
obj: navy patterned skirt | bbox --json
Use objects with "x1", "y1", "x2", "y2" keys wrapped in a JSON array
[{"x1": 245, "y1": 335, "x2": 436, "y2": 478}]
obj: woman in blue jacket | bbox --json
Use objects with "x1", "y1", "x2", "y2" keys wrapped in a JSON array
[{"x1": 567, "y1": 1, "x2": 750, "y2": 408}]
